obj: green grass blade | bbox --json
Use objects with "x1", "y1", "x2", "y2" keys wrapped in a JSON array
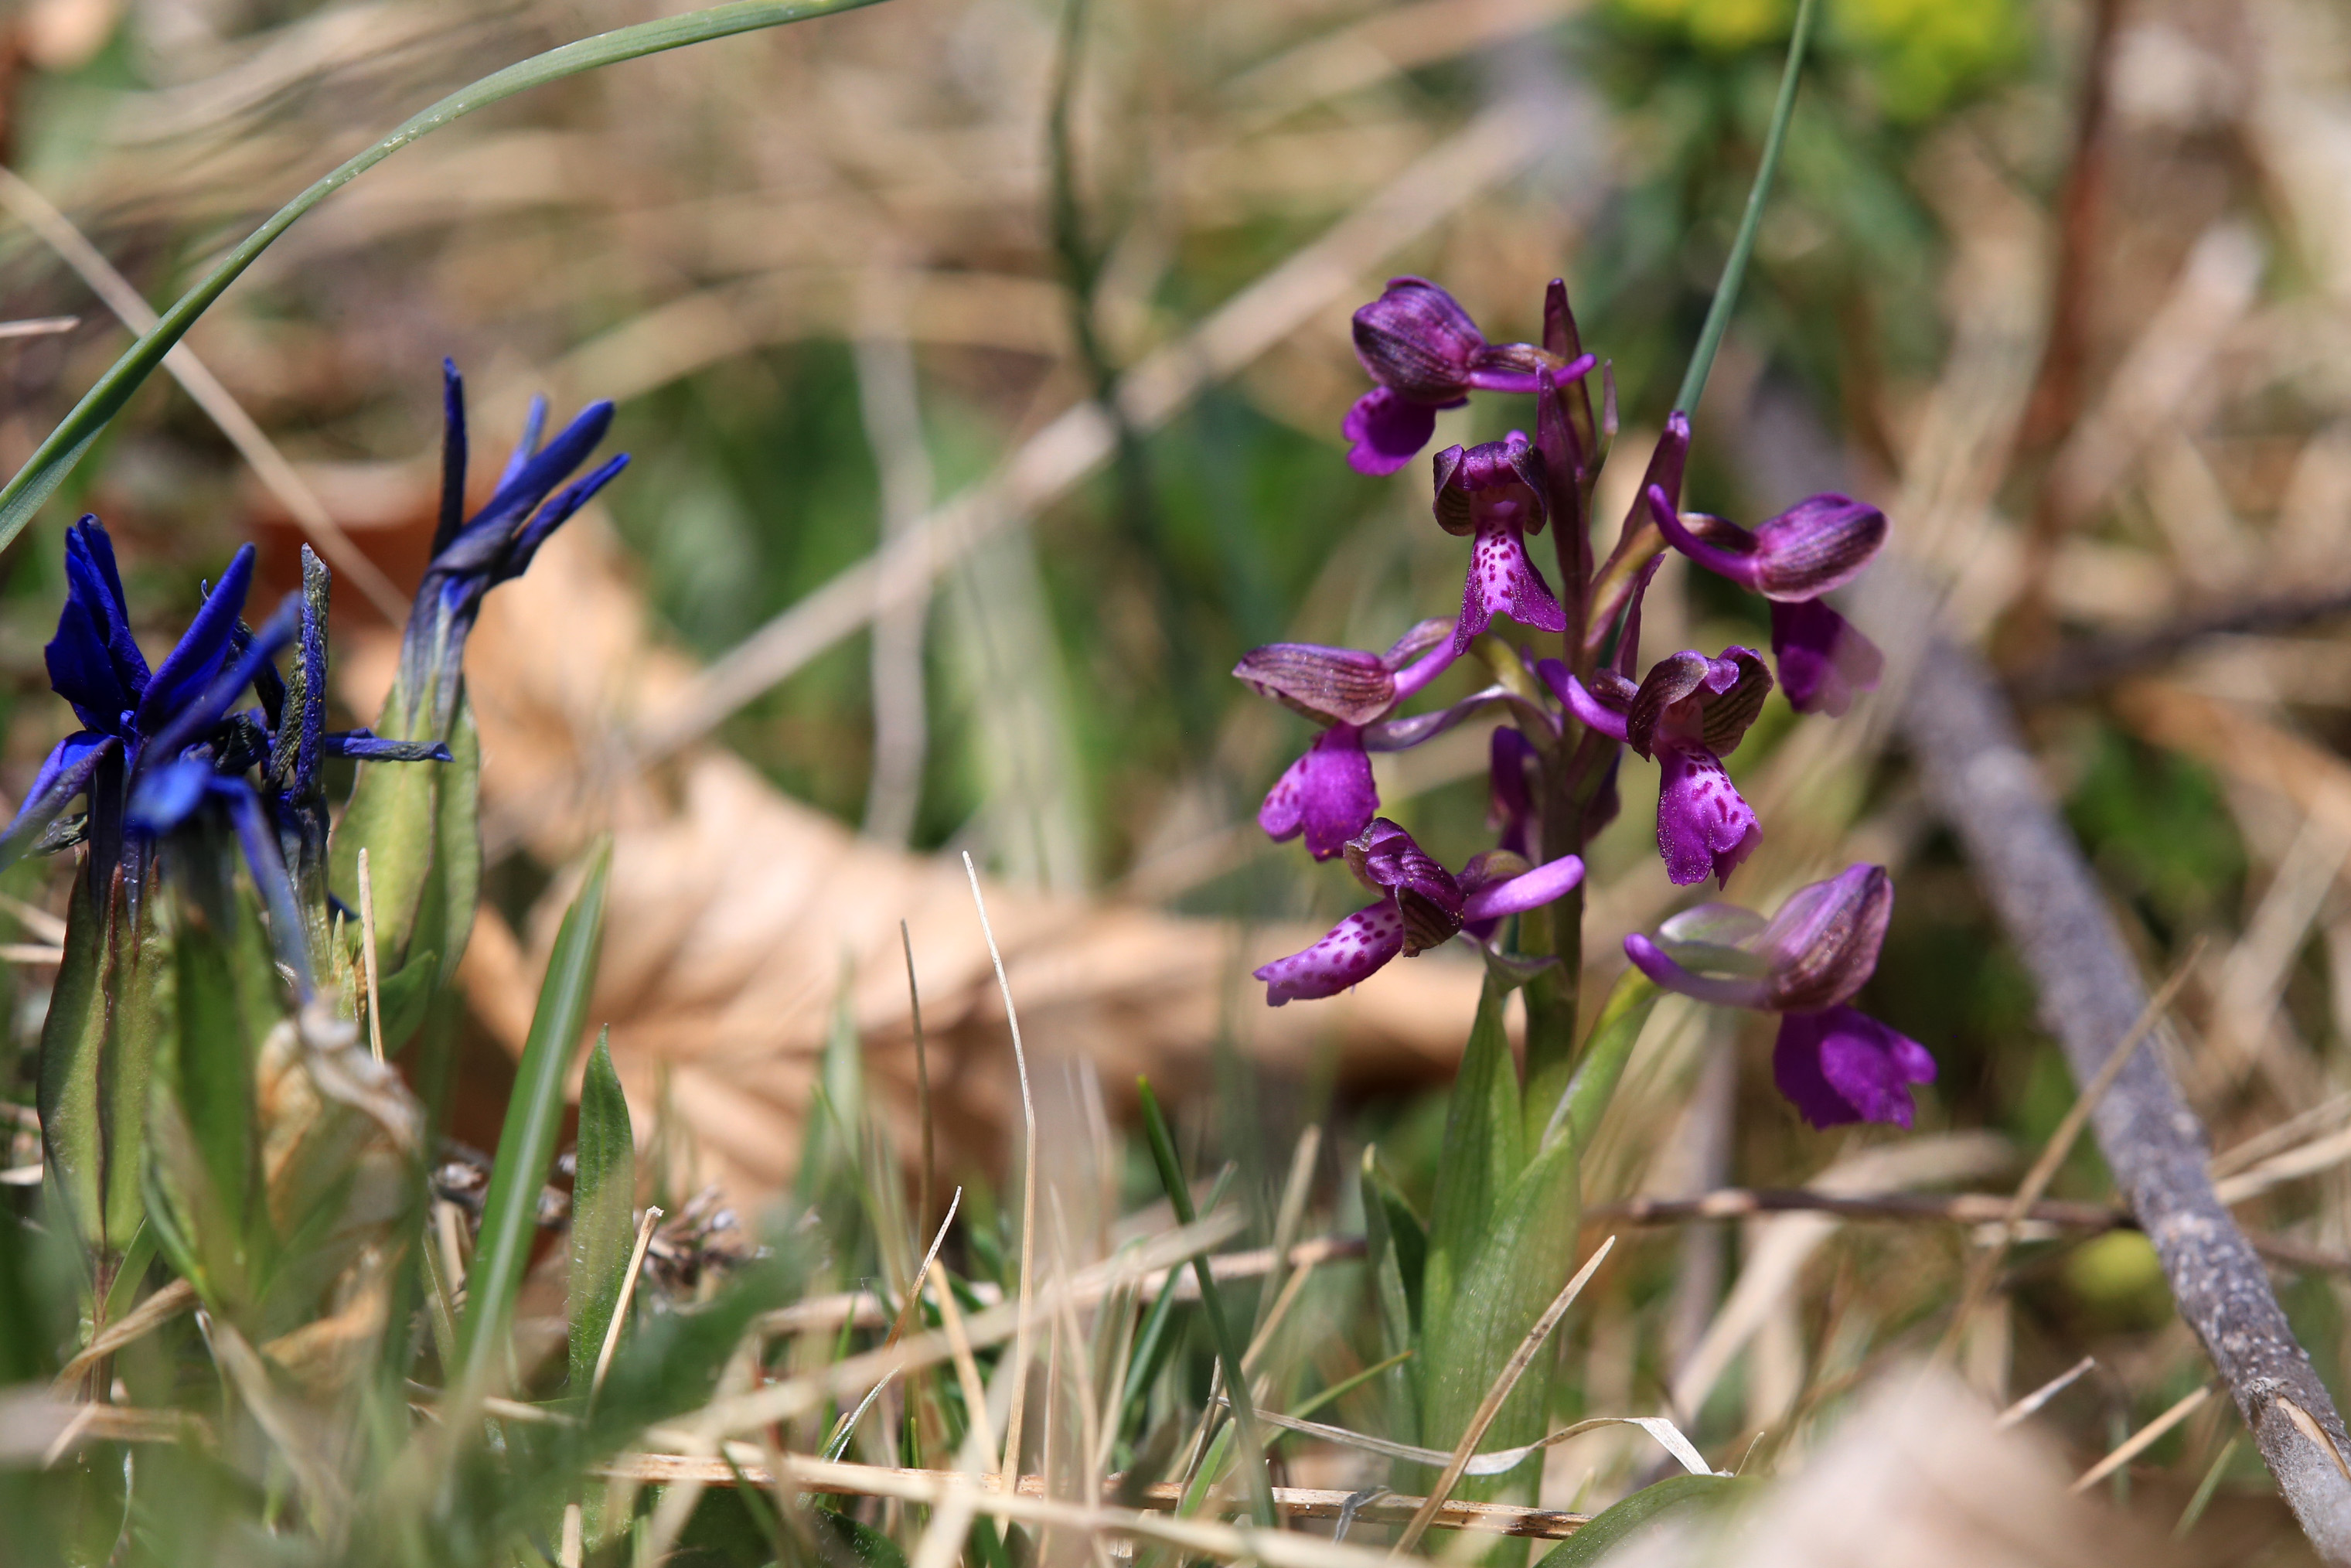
[
  {"x1": 1423, "y1": 978, "x2": 1521, "y2": 1338},
  {"x1": 1135, "y1": 1079, "x2": 1279, "y2": 1529},
  {"x1": 568, "y1": 1026, "x2": 635, "y2": 1396},
  {"x1": 0, "y1": 0, "x2": 888, "y2": 550},
  {"x1": 1671, "y1": 0, "x2": 1821, "y2": 417},
  {"x1": 1550, "y1": 971, "x2": 1661, "y2": 1157},
  {"x1": 458, "y1": 838, "x2": 612, "y2": 1389},
  {"x1": 1535, "y1": 1474, "x2": 1749, "y2": 1566}
]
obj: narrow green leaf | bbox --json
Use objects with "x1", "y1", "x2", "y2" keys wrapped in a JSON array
[
  {"x1": 1535, "y1": 1474, "x2": 1750, "y2": 1567},
  {"x1": 1550, "y1": 972, "x2": 1661, "y2": 1157},
  {"x1": 1361, "y1": 1147, "x2": 1426, "y2": 1337},
  {"x1": 1358, "y1": 1153, "x2": 1421, "y2": 1448},
  {"x1": 1418, "y1": 1130, "x2": 1581, "y2": 1500},
  {"x1": 458, "y1": 837, "x2": 612, "y2": 1389},
  {"x1": 569, "y1": 1027, "x2": 635, "y2": 1396},
  {"x1": 1671, "y1": 0, "x2": 1821, "y2": 415},
  {"x1": 0, "y1": 0, "x2": 890, "y2": 550},
  {"x1": 38, "y1": 868, "x2": 110, "y2": 1263},
  {"x1": 1423, "y1": 978, "x2": 1521, "y2": 1340},
  {"x1": 1134, "y1": 1078, "x2": 1278, "y2": 1529},
  {"x1": 370, "y1": 949, "x2": 440, "y2": 1057}
]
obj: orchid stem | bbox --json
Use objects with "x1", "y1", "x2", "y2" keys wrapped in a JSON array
[{"x1": 1671, "y1": 0, "x2": 1820, "y2": 418}]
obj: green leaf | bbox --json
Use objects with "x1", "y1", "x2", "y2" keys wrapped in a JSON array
[
  {"x1": 1535, "y1": 1474, "x2": 1750, "y2": 1567},
  {"x1": 1417, "y1": 1129, "x2": 1581, "y2": 1499},
  {"x1": 458, "y1": 837, "x2": 612, "y2": 1391},
  {"x1": 1423, "y1": 978, "x2": 1521, "y2": 1341},
  {"x1": 0, "y1": 0, "x2": 890, "y2": 551},
  {"x1": 1359, "y1": 1148, "x2": 1423, "y2": 1448},
  {"x1": 1549, "y1": 972, "x2": 1661, "y2": 1157},
  {"x1": 371, "y1": 949, "x2": 441, "y2": 1057},
  {"x1": 569, "y1": 1027, "x2": 635, "y2": 1396}
]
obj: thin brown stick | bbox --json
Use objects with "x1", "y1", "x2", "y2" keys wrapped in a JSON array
[
  {"x1": 53, "y1": 1279, "x2": 196, "y2": 1391},
  {"x1": 1997, "y1": 1355, "x2": 2098, "y2": 1430},
  {"x1": 1939, "y1": 944, "x2": 2201, "y2": 1361},
  {"x1": 1392, "y1": 1236, "x2": 1615, "y2": 1555},
  {"x1": 590, "y1": 1205, "x2": 664, "y2": 1405}
]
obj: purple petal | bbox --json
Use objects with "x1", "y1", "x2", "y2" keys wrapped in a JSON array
[
  {"x1": 1235, "y1": 643, "x2": 1398, "y2": 726},
  {"x1": 1454, "y1": 516, "x2": 1566, "y2": 653},
  {"x1": 1351, "y1": 278, "x2": 1486, "y2": 401},
  {"x1": 1770, "y1": 598, "x2": 1883, "y2": 718},
  {"x1": 1753, "y1": 864, "x2": 1893, "y2": 1012},
  {"x1": 1650, "y1": 487, "x2": 1764, "y2": 591},
  {"x1": 1623, "y1": 932, "x2": 1771, "y2": 1009},
  {"x1": 1257, "y1": 725, "x2": 1378, "y2": 860},
  {"x1": 1655, "y1": 745, "x2": 1761, "y2": 887},
  {"x1": 1488, "y1": 726, "x2": 1536, "y2": 857},
  {"x1": 1749, "y1": 494, "x2": 1887, "y2": 602},
  {"x1": 1256, "y1": 901, "x2": 1406, "y2": 1005},
  {"x1": 1460, "y1": 854, "x2": 1584, "y2": 923},
  {"x1": 1344, "y1": 387, "x2": 1446, "y2": 476},
  {"x1": 1773, "y1": 1007, "x2": 1936, "y2": 1130},
  {"x1": 1557, "y1": 670, "x2": 1631, "y2": 743}
]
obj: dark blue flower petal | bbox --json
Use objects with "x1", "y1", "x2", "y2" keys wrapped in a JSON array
[
  {"x1": 498, "y1": 394, "x2": 550, "y2": 491},
  {"x1": 46, "y1": 595, "x2": 131, "y2": 734},
  {"x1": 1, "y1": 731, "x2": 115, "y2": 851},
  {"x1": 126, "y1": 755, "x2": 214, "y2": 833},
  {"x1": 65, "y1": 520, "x2": 148, "y2": 695},
  {"x1": 323, "y1": 731, "x2": 452, "y2": 762},
  {"x1": 497, "y1": 452, "x2": 629, "y2": 586},
  {"x1": 143, "y1": 592, "x2": 298, "y2": 764},
  {"x1": 137, "y1": 544, "x2": 256, "y2": 732},
  {"x1": 431, "y1": 359, "x2": 470, "y2": 559}
]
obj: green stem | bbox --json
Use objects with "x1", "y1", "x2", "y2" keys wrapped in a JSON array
[
  {"x1": 0, "y1": 0, "x2": 887, "y2": 548},
  {"x1": 1134, "y1": 1079, "x2": 1279, "y2": 1529},
  {"x1": 1671, "y1": 0, "x2": 1821, "y2": 418}
]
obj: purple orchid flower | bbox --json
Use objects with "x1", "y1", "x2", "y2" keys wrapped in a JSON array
[
  {"x1": 1434, "y1": 433, "x2": 1569, "y2": 653},
  {"x1": 1552, "y1": 646, "x2": 1773, "y2": 888},
  {"x1": 1624, "y1": 864, "x2": 1936, "y2": 1128},
  {"x1": 1239, "y1": 619, "x2": 1457, "y2": 860},
  {"x1": 1342, "y1": 278, "x2": 1593, "y2": 476},
  {"x1": 1256, "y1": 817, "x2": 1586, "y2": 1004},
  {"x1": 1649, "y1": 489, "x2": 1888, "y2": 716}
]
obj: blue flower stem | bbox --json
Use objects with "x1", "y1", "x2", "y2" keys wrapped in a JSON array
[
  {"x1": 1671, "y1": 0, "x2": 1821, "y2": 418},
  {"x1": 0, "y1": 0, "x2": 886, "y2": 550}
]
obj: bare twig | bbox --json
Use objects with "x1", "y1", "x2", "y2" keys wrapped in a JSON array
[
  {"x1": 1998, "y1": 1356, "x2": 2098, "y2": 1430},
  {"x1": 2072, "y1": 1384, "x2": 2213, "y2": 1495},
  {"x1": 1888, "y1": 595, "x2": 2351, "y2": 1562}
]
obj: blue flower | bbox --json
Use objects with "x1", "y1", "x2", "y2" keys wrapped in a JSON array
[
  {"x1": 3, "y1": 521, "x2": 448, "y2": 994},
  {"x1": 392, "y1": 361, "x2": 628, "y2": 739}
]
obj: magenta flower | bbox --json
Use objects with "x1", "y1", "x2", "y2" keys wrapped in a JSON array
[
  {"x1": 1554, "y1": 646, "x2": 1773, "y2": 887},
  {"x1": 1240, "y1": 620, "x2": 1457, "y2": 860},
  {"x1": 1433, "y1": 433, "x2": 1569, "y2": 653},
  {"x1": 1623, "y1": 865, "x2": 1934, "y2": 1128},
  {"x1": 1342, "y1": 278, "x2": 1590, "y2": 475},
  {"x1": 1256, "y1": 818, "x2": 1586, "y2": 1004},
  {"x1": 1650, "y1": 489, "x2": 1888, "y2": 716}
]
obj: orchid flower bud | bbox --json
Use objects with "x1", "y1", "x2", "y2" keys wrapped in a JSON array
[
  {"x1": 1652, "y1": 491, "x2": 1886, "y2": 602},
  {"x1": 1342, "y1": 278, "x2": 1585, "y2": 476}
]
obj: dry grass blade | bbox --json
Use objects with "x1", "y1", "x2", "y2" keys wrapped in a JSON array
[
  {"x1": 358, "y1": 847, "x2": 384, "y2": 1064},
  {"x1": 0, "y1": 315, "x2": 77, "y2": 339},
  {"x1": 1939, "y1": 945, "x2": 2200, "y2": 1360},
  {"x1": 630, "y1": 101, "x2": 1545, "y2": 763},
  {"x1": 962, "y1": 850, "x2": 1039, "y2": 1481},
  {"x1": 590, "y1": 1205, "x2": 665, "y2": 1404},
  {"x1": 53, "y1": 1279, "x2": 197, "y2": 1391},
  {"x1": 599, "y1": 1456, "x2": 1596, "y2": 1540},
  {"x1": 1392, "y1": 1236, "x2": 1617, "y2": 1555},
  {"x1": 0, "y1": 166, "x2": 408, "y2": 620},
  {"x1": 1997, "y1": 1356, "x2": 2098, "y2": 1430},
  {"x1": 2072, "y1": 1384, "x2": 2213, "y2": 1494}
]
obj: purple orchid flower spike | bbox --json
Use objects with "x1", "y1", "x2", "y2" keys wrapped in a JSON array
[
  {"x1": 1554, "y1": 646, "x2": 1773, "y2": 887},
  {"x1": 1256, "y1": 817, "x2": 1585, "y2": 1004},
  {"x1": 1239, "y1": 620, "x2": 1457, "y2": 859},
  {"x1": 1434, "y1": 433, "x2": 1569, "y2": 653},
  {"x1": 1624, "y1": 864, "x2": 1937, "y2": 1128},
  {"x1": 1650, "y1": 489, "x2": 1889, "y2": 715}
]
